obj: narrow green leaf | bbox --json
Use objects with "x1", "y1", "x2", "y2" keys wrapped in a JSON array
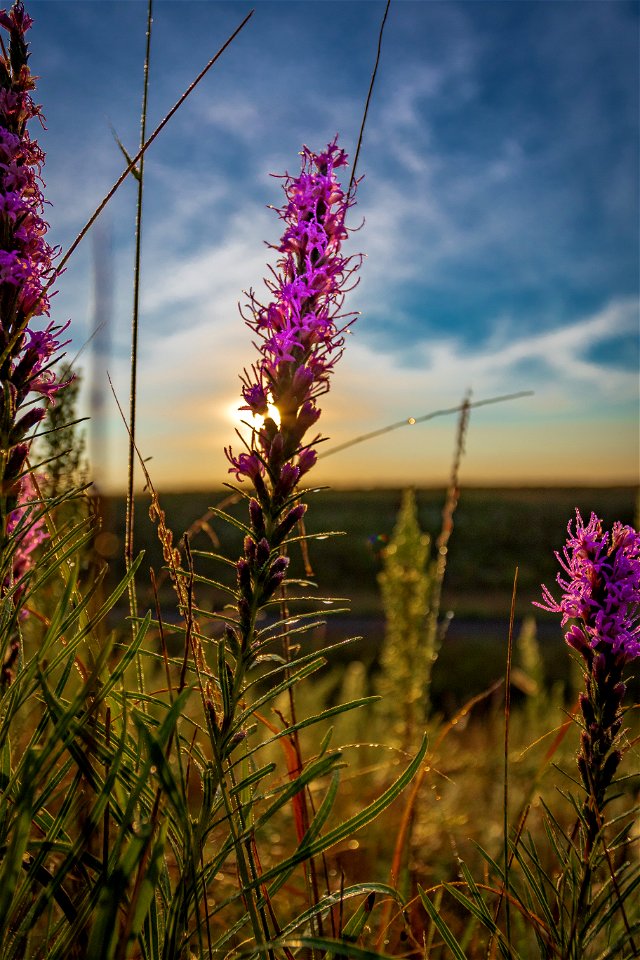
[
  {"x1": 341, "y1": 891, "x2": 377, "y2": 941},
  {"x1": 229, "y1": 762, "x2": 276, "y2": 796},
  {"x1": 0, "y1": 736, "x2": 10, "y2": 792},
  {"x1": 0, "y1": 784, "x2": 32, "y2": 934},
  {"x1": 128, "y1": 821, "x2": 168, "y2": 944},
  {"x1": 271, "y1": 935, "x2": 394, "y2": 960},
  {"x1": 111, "y1": 125, "x2": 141, "y2": 181},
  {"x1": 249, "y1": 752, "x2": 341, "y2": 837},
  {"x1": 418, "y1": 885, "x2": 467, "y2": 960},
  {"x1": 240, "y1": 736, "x2": 428, "y2": 895},
  {"x1": 278, "y1": 884, "x2": 402, "y2": 940},
  {"x1": 238, "y1": 697, "x2": 378, "y2": 769}
]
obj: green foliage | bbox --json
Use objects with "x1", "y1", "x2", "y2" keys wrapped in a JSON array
[
  {"x1": 0, "y1": 446, "x2": 433, "y2": 959},
  {"x1": 0, "y1": 460, "x2": 638, "y2": 957},
  {"x1": 515, "y1": 615, "x2": 565, "y2": 727},
  {"x1": 376, "y1": 489, "x2": 434, "y2": 743},
  {"x1": 38, "y1": 363, "x2": 88, "y2": 499}
]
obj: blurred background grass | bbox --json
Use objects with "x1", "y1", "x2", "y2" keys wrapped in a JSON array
[{"x1": 94, "y1": 484, "x2": 637, "y2": 711}]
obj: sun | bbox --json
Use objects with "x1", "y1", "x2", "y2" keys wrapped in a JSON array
[{"x1": 224, "y1": 399, "x2": 281, "y2": 435}]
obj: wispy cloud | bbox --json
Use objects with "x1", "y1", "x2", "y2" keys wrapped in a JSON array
[
  {"x1": 197, "y1": 95, "x2": 262, "y2": 142},
  {"x1": 347, "y1": 296, "x2": 639, "y2": 411}
]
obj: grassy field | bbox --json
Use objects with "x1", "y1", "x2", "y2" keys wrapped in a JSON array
[
  {"x1": 99, "y1": 485, "x2": 637, "y2": 609},
  {"x1": 93, "y1": 484, "x2": 637, "y2": 708}
]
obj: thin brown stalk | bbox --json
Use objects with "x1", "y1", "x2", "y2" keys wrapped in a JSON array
[
  {"x1": 114, "y1": 786, "x2": 164, "y2": 960},
  {"x1": 46, "y1": 9, "x2": 254, "y2": 290},
  {"x1": 419, "y1": 881, "x2": 563, "y2": 956},
  {"x1": 321, "y1": 390, "x2": 532, "y2": 459},
  {"x1": 248, "y1": 835, "x2": 297, "y2": 960},
  {"x1": 151, "y1": 567, "x2": 174, "y2": 704},
  {"x1": 347, "y1": 0, "x2": 391, "y2": 197},
  {"x1": 488, "y1": 567, "x2": 518, "y2": 959},
  {"x1": 102, "y1": 705, "x2": 111, "y2": 877},
  {"x1": 199, "y1": 844, "x2": 215, "y2": 960},
  {"x1": 424, "y1": 392, "x2": 471, "y2": 661},
  {"x1": 116, "y1": 557, "x2": 201, "y2": 960},
  {"x1": 108, "y1": 375, "x2": 205, "y2": 674}
]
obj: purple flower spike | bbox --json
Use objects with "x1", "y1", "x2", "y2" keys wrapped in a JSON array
[
  {"x1": 536, "y1": 509, "x2": 640, "y2": 860},
  {"x1": 536, "y1": 510, "x2": 640, "y2": 662},
  {"x1": 230, "y1": 136, "x2": 361, "y2": 483},
  {"x1": 5, "y1": 470, "x2": 47, "y2": 613},
  {"x1": 222, "y1": 139, "x2": 362, "y2": 674},
  {"x1": 0, "y1": 2, "x2": 70, "y2": 549}
]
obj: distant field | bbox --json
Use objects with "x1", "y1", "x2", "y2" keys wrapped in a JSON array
[
  {"x1": 93, "y1": 485, "x2": 637, "y2": 706},
  {"x1": 99, "y1": 484, "x2": 637, "y2": 614}
]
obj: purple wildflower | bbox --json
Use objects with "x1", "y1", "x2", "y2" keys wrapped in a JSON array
[
  {"x1": 217, "y1": 138, "x2": 360, "y2": 702},
  {"x1": 227, "y1": 137, "x2": 361, "y2": 483},
  {"x1": 0, "y1": 1, "x2": 68, "y2": 546},
  {"x1": 5, "y1": 469, "x2": 47, "y2": 606},
  {"x1": 536, "y1": 510, "x2": 640, "y2": 859},
  {"x1": 536, "y1": 510, "x2": 640, "y2": 662}
]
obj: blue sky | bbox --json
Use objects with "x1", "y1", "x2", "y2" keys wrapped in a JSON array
[{"x1": 27, "y1": 0, "x2": 639, "y2": 489}]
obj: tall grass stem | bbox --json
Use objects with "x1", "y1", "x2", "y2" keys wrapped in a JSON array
[
  {"x1": 502, "y1": 567, "x2": 517, "y2": 958},
  {"x1": 348, "y1": 0, "x2": 391, "y2": 197},
  {"x1": 45, "y1": 8, "x2": 254, "y2": 289},
  {"x1": 321, "y1": 390, "x2": 532, "y2": 458},
  {"x1": 125, "y1": 0, "x2": 153, "y2": 626},
  {"x1": 423, "y1": 392, "x2": 470, "y2": 680}
]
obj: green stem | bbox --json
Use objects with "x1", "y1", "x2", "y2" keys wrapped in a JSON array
[
  {"x1": 125, "y1": 0, "x2": 153, "y2": 636},
  {"x1": 210, "y1": 740, "x2": 272, "y2": 960}
]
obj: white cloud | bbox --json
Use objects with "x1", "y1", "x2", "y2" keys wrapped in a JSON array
[
  {"x1": 346, "y1": 296, "x2": 638, "y2": 414},
  {"x1": 140, "y1": 203, "x2": 273, "y2": 314},
  {"x1": 198, "y1": 95, "x2": 262, "y2": 141}
]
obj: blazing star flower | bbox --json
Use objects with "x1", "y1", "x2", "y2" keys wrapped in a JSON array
[
  {"x1": 216, "y1": 138, "x2": 361, "y2": 700},
  {"x1": 227, "y1": 137, "x2": 361, "y2": 486},
  {"x1": 536, "y1": 510, "x2": 640, "y2": 662},
  {"x1": 536, "y1": 510, "x2": 640, "y2": 857},
  {"x1": 5, "y1": 469, "x2": 47, "y2": 605},
  {"x1": 0, "y1": 1, "x2": 68, "y2": 543}
]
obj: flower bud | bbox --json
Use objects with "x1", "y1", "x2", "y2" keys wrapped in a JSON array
[
  {"x1": 593, "y1": 652, "x2": 607, "y2": 682},
  {"x1": 612, "y1": 681, "x2": 626, "y2": 700},
  {"x1": 10, "y1": 405, "x2": 45, "y2": 443},
  {"x1": 256, "y1": 537, "x2": 271, "y2": 566},
  {"x1": 249, "y1": 498, "x2": 266, "y2": 539},
  {"x1": 224, "y1": 625, "x2": 240, "y2": 656},
  {"x1": 267, "y1": 430, "x2": 284, "y2": 474},
  {"x1": 272, "y1": 502, "x2": 306, "y2": 547},
  {"x1": 236, "y1": 557, "x2": 251, "y2": 591},
  {"x1": 579, "y1": 693, "x2": 595, "y2": 727},
  {"x1": 297, "y1": 447, "x2": 317, "y2": 478},
  {"x1": 243, "y1": 536, "x2": 257, "y2": 563},
  {"x1": 262, "y1": 555, "x2": 290, "y2": 600},
  {"x1": 273, "y1": 461, "x2": 300, "y2": 504},
  {"x1": 600, "y1": 749, "x2": 621, "y2": 788},
  {"x1": 291, "y1": 364, "x2": 314, "y2": 402}
]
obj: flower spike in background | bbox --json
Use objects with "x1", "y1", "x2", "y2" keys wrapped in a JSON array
[
  {"x1": 536, "y1": 510, "x2": 640, "y2": 663},
  {"x1": 536, "y1": 511, "x2": 640, "y2": 874},
  {"x1": 0, "y1": 0, "x2": 68, "y2": 557}
]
